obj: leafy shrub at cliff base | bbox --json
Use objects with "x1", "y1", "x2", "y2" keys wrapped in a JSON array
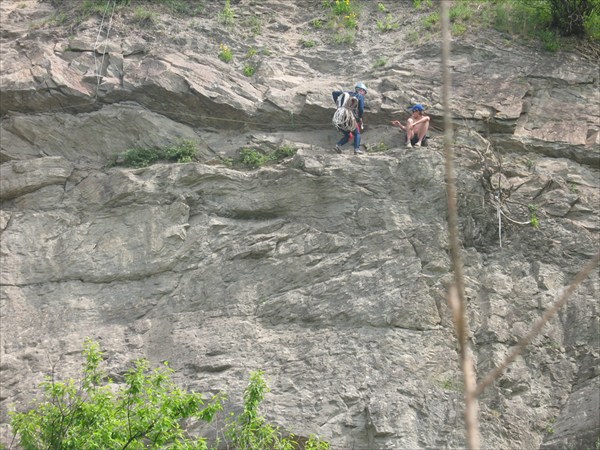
[{"x1": 8, "y1": 339, "x2": 330, "y2": 450}]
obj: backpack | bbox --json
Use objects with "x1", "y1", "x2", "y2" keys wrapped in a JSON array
[{"x1": 332, "y1": 92, "x2": 358, "y2": 132}]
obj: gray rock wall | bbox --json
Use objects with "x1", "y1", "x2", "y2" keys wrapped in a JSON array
[{"x1": 1, "y1": 1, "x2": 599, "y2": 449}]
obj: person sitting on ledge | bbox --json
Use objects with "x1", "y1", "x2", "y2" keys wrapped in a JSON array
[{"x1": 391, "y1": 103, "x2": 430, "y2": 148}]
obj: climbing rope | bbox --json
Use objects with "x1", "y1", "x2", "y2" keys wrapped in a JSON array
[
  {"x1": 490, "y1": 192, "x2": 536, "y2": 248},
  {"x1": 93, "y1": 0, "x2": 117, "y2": 97},
  {"x1": 332, "y1": 96, "x2": 357, "y2": 132},
  {"x1": 496, "y1": 194, "x2": 502, "y2": 248},
  {"x1": 93, "y1": 1, "x2": 111, "y2": 93}
]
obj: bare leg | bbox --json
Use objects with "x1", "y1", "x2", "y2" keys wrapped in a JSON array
[
  {"x1": 416, "y1": 120, "x2": 429, "y2": 144},
  {"x1": 406, "y1": 118, "x2": 415, "y2": 145}
]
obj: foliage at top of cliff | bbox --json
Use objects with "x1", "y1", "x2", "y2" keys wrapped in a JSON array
[{"x1": 40, "y1": 0, "x2": 600, "y2": 54}]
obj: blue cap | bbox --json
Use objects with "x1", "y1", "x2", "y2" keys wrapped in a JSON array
[{"x1": 409, "y1": 104, "x2": 424, "y2": 112}]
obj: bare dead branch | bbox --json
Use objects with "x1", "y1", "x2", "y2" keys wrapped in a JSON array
[
  {"x1": 463, "y1": 346, "x2": 480, "y2": 450},
  {"x1": 448, "y1": 286, "x2": 481, "y2": 448},
  {"x1": 440, "y1": 1, "x2": 466, "y2": 339},
  {"x1": 475, "y1": 250, "x2": 600, "y2": 397},
  {"x1": 440, "y1": 1, "x2": 480, "y2": 448}
]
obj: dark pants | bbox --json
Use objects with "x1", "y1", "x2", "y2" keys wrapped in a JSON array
[
  {"x1": 338, "y1": 128, "x2": 361, "y2": 150},
  {"x1": 407, "y1": 133, "x2": 428, "y2": 146}
]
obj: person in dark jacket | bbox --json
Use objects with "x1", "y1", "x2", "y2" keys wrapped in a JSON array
[{"x1": 332, "y1": 82, "x2": 367, "y2": 155}]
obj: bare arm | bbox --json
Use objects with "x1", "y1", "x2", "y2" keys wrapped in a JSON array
[
  {"x1": 411, "y1": 116, "x2": 430, "y2": 127},
  {"x1": 391, "y1": 120, "x2": 406, "y2": 131}
]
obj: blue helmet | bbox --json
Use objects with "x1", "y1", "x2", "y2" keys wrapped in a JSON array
[{"x1": 355, "y1": 82, "x2": 368, "y2": 94}]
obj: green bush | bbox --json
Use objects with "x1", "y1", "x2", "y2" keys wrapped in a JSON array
[
  {"x1": 492, "y1": 0, "x2": 599, "y2": 42},
  {"x1": 119, "y1": 142, "x2": 295, "y2": 170},
  {"x1": 323, "y1": 0, "x2": 359, "y2": 29},
  {"x1": 121, "y1": 146, "x2": 163, "y2": 167},
  {"x1": 413, "y1": 0, "x2": 433, "y2": 9},
  {"x1": 584, "y1": 8, "x2": 600, "y2": 39},
  {"x1": 243, "y1": 63, "x2": 256, "y2": 77},
  {"x1": 225, "y1": 370, "x2": 289, "y2": 449},
  {"x1": 10, "y1": 339, "x2": 224, "y2": 450},
  {"x1": 164, "y1": 139, "x2": 198, "y2": 163},
  {"x1": 546, "y1": 0, "x2": 599, "y2": 37},
  {"x1": 245, "y1": 15, "x2": 263, "y2": 35},
  {"x1": 376, "y1": 13, "x2": 399, "y2": 32},
  {"x1": 219, "y1": 0, "x2": 235, "y2": 27},
  {"x1": 529, "y1": 204, "x2": 541, "y2": 228},
  {"x1": 373, "y1": 57, "x2": 387, "y2": 68},
  {"x1": 423, "y1": 11, "x2": 440, "y2": 30},
  {"x1": 410, "y1": 0, "x2": 598, "y2": 43},
  {"x1": 238, "y1": 146, "x2": 297, "y2": 169},
  {"x1": 219, "y1": 44, "x2": 233, "y2": 63},
  {"x1": 225, "y1": 370, "x2": 329, "y2": 450},
  {"x1": 121, "y1": 139, "x2": 199, "y2": 167},
  {"x1": 539, "y1": 29, "x2": 560, "y2": 51},
  {"x1": 311, "y1": 18, "x2": 323, "y2": 28},
  {"x1": 449, "y1": 1, "x2": 473, "y2": 22},
  {"x1": 324, "y1": 0, "x2": 353, "y2": 15},
  {"x1": 452, "y1": 22, "x2": 467, "y2": 36},
  {"x1": 132, "y1": 6, "x2": 157, "y2": 25},
  {"x1": 275, "y1": 145, "x2": 297, "y2": 159},
  {"x1": 240, "y1": 148, "x2": 269, "y2": 168},
  {"x1": 9, "y1": 341, "x2": 330, "y2": 450},
  {"x1": 80, "y1": 0, "x2": 115, "y2": 15}
]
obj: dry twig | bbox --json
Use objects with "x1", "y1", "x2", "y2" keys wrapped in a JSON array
[
  {"x1": 438, "y1": 2, "x2": 599, "y2": 448},
  {"x1": 475, "y1": 250, "x2": 600, "y2": 397},
  {"x1": 440, "y1": 1, "x2": 480, "y2": 448}
]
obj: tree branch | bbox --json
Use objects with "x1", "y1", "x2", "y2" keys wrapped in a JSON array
[
  {"x1": 475, "y1": 250, "x2": 600, "y2": 397},
  {"x1": 440, "y1": 1, "x2": 480, "y2": 448}
]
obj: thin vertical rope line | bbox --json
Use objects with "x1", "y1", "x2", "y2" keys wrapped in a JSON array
[
  {"x1": 93, "y1": 0, "x2": 112, "y2": 97},
  {"x1": 96, "y1": 0, "x2": 117, "y2": 96}
]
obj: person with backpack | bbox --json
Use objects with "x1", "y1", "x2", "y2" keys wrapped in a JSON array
[
  {"x1": 391, "y1": 103, "x2": 430, "y2": 148},
  {"x1": 331, "y1": 82, "x2": 367, "y2": 155}
]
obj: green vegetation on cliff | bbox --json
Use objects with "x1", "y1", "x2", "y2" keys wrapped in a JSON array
[
  {"x1": 415, "y1": 0, "x2": 599, "y2": 49},
  {"x1": 45, "y1": 0, "x2": 600, "y2": 45},
  {"x1": 9, "y1": 339, "x2": 329, "y2": 450}
]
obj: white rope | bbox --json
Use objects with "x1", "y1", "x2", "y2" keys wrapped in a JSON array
[
  {"x1": 499, "y1": 208, "x2": 532, "y2": 225},
  {"x1": 95, "y1": 0, "x2": 117, "y2": 96},
  {"x1": 490, "y1": 195, "x2": 533, "y2": 226},
  {"x1": 332, "y1": 107, "x2": 356, "y2": 132},
  {"x1": 490, "y1": 194, "x2": 535, "y2": 248},
  {"x1": 93, "y1": 0, "x2": 112, "y2": 95},
  {"x1": 497, "y1": 199, "x2": 502, "y2": 248},
  {"x1": 332, "y1": 95, "x2": 358, "y2": 132}
]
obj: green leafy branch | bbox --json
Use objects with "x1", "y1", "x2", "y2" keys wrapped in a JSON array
[{"x1": 9, "y1": 340, "x2": 329, "y2": 450}]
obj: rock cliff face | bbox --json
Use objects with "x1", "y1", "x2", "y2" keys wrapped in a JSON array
[{"x1": 1, "y1": 1, "x2": 599, "y2": 449}]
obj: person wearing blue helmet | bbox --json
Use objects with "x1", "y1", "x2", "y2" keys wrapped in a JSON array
[
  {"x1": 331, "y1": 82, "x2": 367, "y2": 155},
  {"x1": 391, "y1": 103, "x2": 430, "y2": 148}
]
